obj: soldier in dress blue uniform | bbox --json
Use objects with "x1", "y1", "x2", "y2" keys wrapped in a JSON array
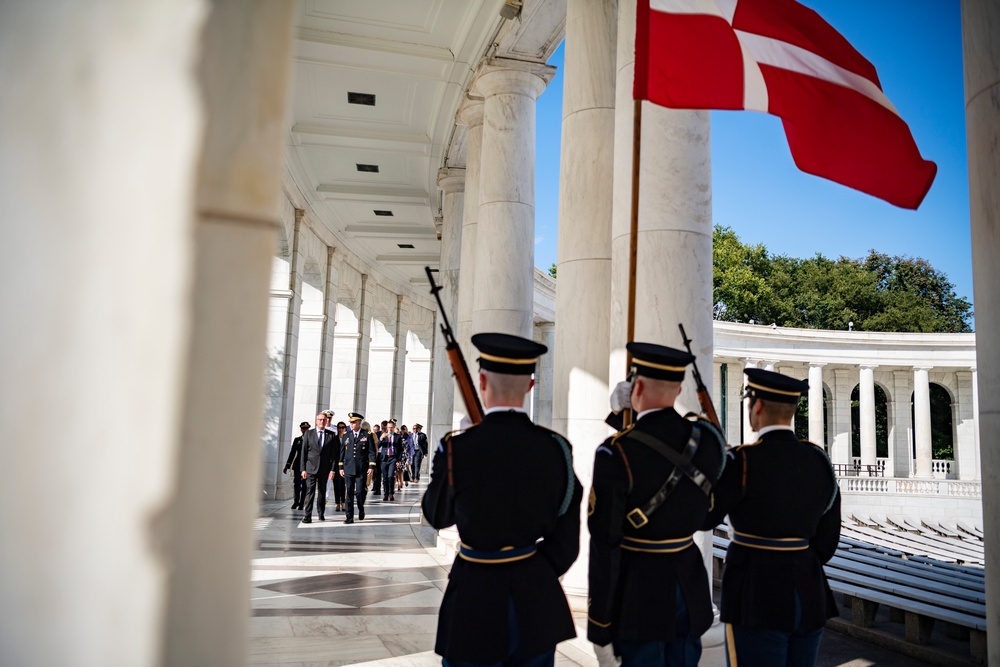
[
  {"x1": 422, "y1": 333, "x2": 583, "y2": 667},
  {"x1": 702, "y1": 369, "x2": 841, "y2": 667},
  {"x1": 339, "y1": 412, "x2": 376, "y2": 524},
  {"x1": 587, "y1": 342, "x2": 726, "y2": 667}
]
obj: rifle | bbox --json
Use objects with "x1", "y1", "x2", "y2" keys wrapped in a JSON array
[
  {"x1": 678, "y1": 323, "x2": 722, "y2": 430},
  {"x1": 426, "y1": 267, "x2": 484, "y2": 425}
]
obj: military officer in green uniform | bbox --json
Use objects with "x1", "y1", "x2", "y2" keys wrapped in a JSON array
[
  {"x1": 588, "y1": 342, "x2": 726, "y2": 667},
  {"x1": 702, "y1": 368, "x2": 840, "y2": 667},
  {"x1": 422, "y1": 333, "x2": 582, "y2": 667}
]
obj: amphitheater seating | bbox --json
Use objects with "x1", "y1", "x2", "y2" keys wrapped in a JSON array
[{"x1": 710, "y1": 516, "x2": 986, "y2": 664}]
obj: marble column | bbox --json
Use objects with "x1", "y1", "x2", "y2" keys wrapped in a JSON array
[
  {"x1": 808, "y1": 363, "x2": 826, "y2": 446},
  {"x1": 612, "y1": 0, "x2": 716, "y2": 630},
  {"x1": 725, "y1": 362, "x2": 744, "y2": 445},
  {"x1": 317, "y1": 246, "x2": 341, "y2": 412},
  {"x1": 432, "y1": 169, "x2": 465, "y2": 443},
  {"x1": 455, "y1": 97, "x2": 484, "y2": 414},
  {"x1": 859, "y1": 365, "x2": 878, "y2": 466},
  {"x1": 831, "y1": 369, "x2": 853, "y2": 466},
  {"x1": 330, "y1": 267, "x2": 369, "y2": 415},
  {"x1": 552, "y1": 0, "x2": 617, "y2": 600},
  {"x1": 963, "y1": 1, "x2": 1000, "y2": 656},
  {"x1": 972, "y1": 367, "x2": 982, "y2": 481},
  {"x1": 891, "y1": 369, "x2": 914, "y2": 478},
  {"x1": 913, "y1": 366, "x2": 934, "y2": 478},
  {"x1": 955, "y1": 369, "x2": 977, "y2": 480},
  {"x1": 473, "y1": 59, "x2": 554, "y2": 337},
  {"x1": 390, "y1": 295, "x2": 408, "y2": 418},
  {"x1": 292, "y1": 258, "x2": 327, "y2": 424},
  {"x1": 534, "y1": 322, "x2": 557, "y2": 427},
  {"x1": 742, "y1": 360, "x2": 760, "y2": 443}
]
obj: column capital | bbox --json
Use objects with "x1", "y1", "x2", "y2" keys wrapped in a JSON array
[
  {"x1": 913, "y1": 365, "x2": 933, "y2": 372},
  {"x1": 456, "y1": 95, "x2": 485, "y2": 127},
  {"x1": 859, "y1": 364, "x2": 879, "y2": 371},
  {"x1": 743, "y1": 358, "x2": 759, "y2": 368},
  {"x1": 473, "y1": 58, "x2": 555, "y2": 99},
  {"x1": 436, "y1": 167, "x2": 466, "y2": 194},
  {"x1": 809, "y1": 362, "x2": 827, "y2": 369}
]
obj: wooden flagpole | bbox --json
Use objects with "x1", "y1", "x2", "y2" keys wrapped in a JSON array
[{"x1": 622, "y1": 97, "x2": 642, "y2": 428}]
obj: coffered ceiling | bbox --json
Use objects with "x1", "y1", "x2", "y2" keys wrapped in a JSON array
[{"x1": 285, "y1": 0, "x2": 566, "y2": 290}]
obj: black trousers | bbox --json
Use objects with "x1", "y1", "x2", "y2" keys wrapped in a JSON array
[
  {"x1": 291, "y1": 469, "x2": 305, "y2": 506},
  {"x1": 381, "y1": 459, "x2": 397, "y2": 496},
  {"x1": 303, "y1": 471, "x2": 330, "y2": 518},
  {"x1": 371, "y1": 452, "x2": 383, "y2": 493},
  {"x1": 344, "y1": 473, "x2": 367, "y2": 519},
  {"x1": 332, "y1": 473, "x2": 346, "y2": 504}
]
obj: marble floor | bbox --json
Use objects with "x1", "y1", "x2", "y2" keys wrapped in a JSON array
[
  {"x1": 249, "y1": 477, "x2": 628, "y2": 667},
  {"x1": 250, "y1": 483, "x2": 908, "y2": 667}
]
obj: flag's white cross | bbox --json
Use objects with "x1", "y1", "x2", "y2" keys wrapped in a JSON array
[{"x1": 650, "y1": 0, "x2": 900, "y2": 117}]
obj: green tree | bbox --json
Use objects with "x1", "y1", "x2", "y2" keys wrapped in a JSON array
[
  {"x1": 711, "y1": 226, "x2": 972, "y2": 333},
  {"x1": 548, "y1": 263, "x2": 557, "y2": 279}
]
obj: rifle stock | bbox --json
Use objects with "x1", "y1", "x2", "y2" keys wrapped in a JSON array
[
  {"x1": 678, "y1": 323, "x2": 722, "y2": 431},
  {"x1": 426, "y1": 267, "x2": 485, "y2": 425}
]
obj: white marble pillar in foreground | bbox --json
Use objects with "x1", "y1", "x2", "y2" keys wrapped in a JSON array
[
  {"x1": 0, "y1": 3, "x2": 296, "y2": 664},
  {"x1": 612, "y1": 0, "x2": 717, "y2": 631},
  {"x1": 913, "y1": 366, "x2": 934, "y2": 478},
  {"x1": 961, "y1": 2, "x2": 1000, "y2": 656},
  {"x1": 432, "y1": 169, "x2": 464, "y2": 445},
  {"x1": 473, "y1": 59, "x2": 554, "y2": 337},
  {"x1": 553, "y1": 0, "x2": 617, "y2": 600},
  {"x1": 455, "y1": 98, "x2": 484, "y2": 421},
  {"x1": 859, "y1": 365, "x2": 878, "y2": 466},
  {"x1": 808, "y1": 363, "x2": 825, "y2": 446}
]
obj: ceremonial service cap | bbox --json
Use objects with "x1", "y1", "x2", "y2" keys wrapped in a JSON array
[
  {"x1": 472, "y1": 332, "x2": 547, "y2": 375},
  {"x1": 743, "y1": 368, "x2": 808, "y2": 404},
  {"x1": 299, "y1": 421, "x2": 311, "y2": 429},
  {"x1": 348, "y1": 412, "x2": 364, "y2": 422},
  {"x1": 626, "y1": 342, "x2": 693, "y2": 381},
  {"x1": 387, "y1": 418, "x2": 397, "y2": 425}
]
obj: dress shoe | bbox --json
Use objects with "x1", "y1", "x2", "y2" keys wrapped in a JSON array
[
  {"x1": 358, "y1": 507, "x2": 365, "y2": 521},
  {"x1": 302, "y1": 518, "x2": 312, "y2": 524},
  {"x1": 318, "y1": 514, "x2": 325, "y2": 521},
  {"x1": 389, "y1": 494, "x2": 395, "y2": 502},
  {"x1": 344, "y1": 518, "x2": 354, "y2": 524}
]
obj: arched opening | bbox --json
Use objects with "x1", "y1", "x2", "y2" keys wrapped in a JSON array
[
  {"x1": 851, "y1": 384, "x2": 888, "y2": 457},
  {"x1": 910, "y1": 383, "x2": 955, "y2": 461}
]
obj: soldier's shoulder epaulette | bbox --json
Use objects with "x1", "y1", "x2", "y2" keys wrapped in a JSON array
[
  {"x1": 609, "y1": 423, "x2": 635, "y2": 446},
  {"x1": 733, "y1": 438, "x2": 763, "y2": 451}
]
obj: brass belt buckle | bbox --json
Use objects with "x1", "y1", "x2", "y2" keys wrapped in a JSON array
[{"x1": 626, "y1": 508, "x2": 648, "y2": 529}]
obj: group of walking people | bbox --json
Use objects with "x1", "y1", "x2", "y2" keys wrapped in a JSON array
[
  {"x1": 283, "y1": 411, "x2": 429, "y2": 523},
  {"x1": 421, "y1": 332, "x2": 841, "y2": 667}
]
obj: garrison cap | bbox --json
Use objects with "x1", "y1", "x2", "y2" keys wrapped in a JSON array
[
  {"x1": 348, "y1": 412, "x2": 364, "y2": 423},
  {"x1": 627, "y1": 342, "x2": 693, "y2": 381},
  {"x1": 299, "y1": 421, "x2": 311, "y2": 430},
  {"x1": 743, "y1": 368, "x2": 807, "y2": 404},
  {"x1": 472, "y1": 332, "x2": 547, "y2": 375}
]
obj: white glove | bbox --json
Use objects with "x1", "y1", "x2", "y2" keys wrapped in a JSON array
[
  {"x1": 593, "y1": 643, "x2": 621, "y2": 667},
  {"x1": 610, "y1": 380, "x2": 633, "y2": 413}
]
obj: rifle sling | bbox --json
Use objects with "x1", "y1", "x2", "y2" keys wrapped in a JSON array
[{"x1": 624, "y1": 426, "x2": 711, "y2": 529}]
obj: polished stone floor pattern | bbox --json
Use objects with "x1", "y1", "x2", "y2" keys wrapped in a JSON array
[{"x1": 249, "y1": 483, "x2": 924, "y2": 667}]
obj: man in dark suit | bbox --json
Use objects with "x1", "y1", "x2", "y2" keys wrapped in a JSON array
[
  {"x1": 283, "y1": 421, "x2": 310, "y2": 510},
  {"x1": 411, "y1": 423, "x2": 427, "y2": 482},
  {"x1": 422, "y1": 333, "x2": 582, "y2": 667},
  {"x1": 339, "y1": 412, "x2": 375, "y2": 524},
  {"x1": 380, "y1": 418, "x2": 402, "y2": 501},
  {"x1": 300, "y1": 411, "x2": 336, "y2": 523},
  {"x1": 588, "y1": 343, "x2": 727, "y2": 667},
  {"x1": 702, "y1": 369, "x2": 841, "y2": 667}
]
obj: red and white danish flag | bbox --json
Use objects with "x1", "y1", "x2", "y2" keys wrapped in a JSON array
[{"x1": 634, "y1": 0, "x2": 937, "y2": 209}]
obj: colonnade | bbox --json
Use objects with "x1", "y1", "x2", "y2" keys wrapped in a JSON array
[{"x1": 262, "y1": 194, "x2": 437, "y2": 500}]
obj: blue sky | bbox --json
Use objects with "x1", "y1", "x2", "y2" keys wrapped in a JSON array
[{"x1": 533, "y1": 1, "x2": 973, "y2": 310}]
